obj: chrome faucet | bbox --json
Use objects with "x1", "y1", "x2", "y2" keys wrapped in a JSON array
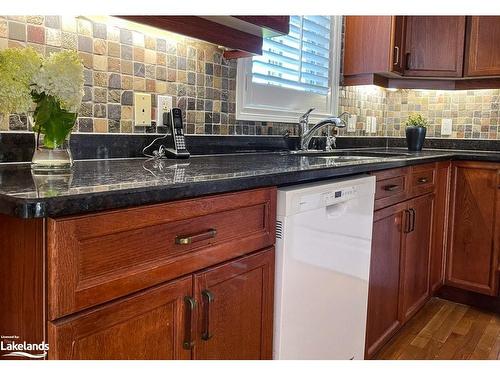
[{"x1": 297, "y1": 108, "x2": 349, "y2": 151}]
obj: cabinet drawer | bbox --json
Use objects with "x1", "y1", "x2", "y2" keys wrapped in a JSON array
[
  {"x1": 47, "y1": 187, "x2": 276, "y2": 319},
  {"x1": 373, "y1": 167, "x2": 410, "y2": 210},
  {"x1": 410, "y1": 166, "x2": 435, "y2": 195}
]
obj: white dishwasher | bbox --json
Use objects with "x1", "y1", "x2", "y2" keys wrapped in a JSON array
[{"x1": 274, "y1": 175, "x2": 376, "y2": 360}]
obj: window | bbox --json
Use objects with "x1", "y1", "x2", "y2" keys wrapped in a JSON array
[{"x1": 236, "y1": 16, "x2": 342, "y2": 123}]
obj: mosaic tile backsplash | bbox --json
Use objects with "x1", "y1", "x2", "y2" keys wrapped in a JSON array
[{"x1": 0, "y1": 15, "x2": 499, "y2": 140}]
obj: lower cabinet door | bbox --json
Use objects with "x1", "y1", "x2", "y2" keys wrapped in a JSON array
[
  {"x1": 400, "y1": 194, "x2": 434, "y2": 322},
  {"x1": 193, "y1": 248, "x2": 274, "y2": 360},
  {"x1": 365, "y1": 203, "x2": 406, "y2": 358},
  {"x1": 446, "y1": 162, "x2": 500, "y2": 296},
  {"x1": 48, "y1": 276, "x2": 193, "y2": 360}
]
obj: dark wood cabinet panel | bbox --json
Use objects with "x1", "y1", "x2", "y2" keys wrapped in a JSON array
[
  {"x1": 193, "y1": 248, "x2": 274, "y2": 360},
  {"x1": 404, "y1": 16, "x2": 466, "y2": 77},
  {"x1": 365, "y1": 203, "x2": 406, "y2": 358},
  {"x1": 119, "y1": 16, "x2": 289, "y2": 58},
  {"x1": 465, "y1": 16, "x2": 500, "y2": 77},
  {"x1": 48, "y1": 276, "x2": 193, "y2": 360},
  {"x1": 47, "y1": 187, "x2": 276, "y2": 320},
  {"x1": 400, "y1": 194, "x2": 434, "y2": 321},
  {"x1": 0, "y1": 215, "x2": 45, "y2": 359},
  {"x1": 344, "y1": 16, "x2": 400, "y2": 76},
  {"x1": 446, "y1": 162, "x2": 500, "y2": 296},
  {"x1": 430, "y1": 162, "x2": 451, "y2": 293}
]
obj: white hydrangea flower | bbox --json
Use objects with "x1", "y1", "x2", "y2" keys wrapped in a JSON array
[{"x1": 32, "y1": 50, "x2": 84, "y2": 113}]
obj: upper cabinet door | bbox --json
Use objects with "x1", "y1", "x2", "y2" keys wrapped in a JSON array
[
  {"x1": 404, "y1": 16, "x2": 466, "y2": 77},
  {"x1": 193, "y1": 248, "x2": 274, "y2": 360},
  {"x1": 465, "y1": 16, "x2": 500, "y2": 77}
]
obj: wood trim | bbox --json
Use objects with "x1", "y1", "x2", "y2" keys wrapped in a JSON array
[{"x1": 436, "y1": 285, "x2": 500, "y2": 314}]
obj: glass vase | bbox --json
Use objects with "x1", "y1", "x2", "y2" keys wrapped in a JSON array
[{"x1": 30, "y1": 112, "x2": 74, "y2": 171}]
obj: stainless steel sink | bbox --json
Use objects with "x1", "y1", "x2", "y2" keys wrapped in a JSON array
[{"x1": 287, "y1": 150, "x2": 412, "y2": 158}]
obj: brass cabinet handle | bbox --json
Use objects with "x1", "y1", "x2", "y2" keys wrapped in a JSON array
[
  {"x1": 393, "y1": 46, "x2": 400, "y2": 66},
  {"x1": 409, "y1": 208, "x2": 416, "y2": 232},
  {"x1": 175, "y1": 229, "x2": 217, "y2": 245},
  {"x1": 384, "y1": 184, "x2": 401, "y2": 192},
  {"x1": 201, "y1": 290, "x2": 214, "y2": 341},
  {"x1": 183, "y1": 296, "x2": 196, "y2": 350},
  {"x1": 404, "y1": 209, "x2": 411, "y2": 233},
  {"x1": 417, "y1": 177, "x2": 428, "y2": 184}
]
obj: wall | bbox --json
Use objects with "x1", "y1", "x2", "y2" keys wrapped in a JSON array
[{"x1": 0, "y1": 15, "x2": 499, "y2": 140}]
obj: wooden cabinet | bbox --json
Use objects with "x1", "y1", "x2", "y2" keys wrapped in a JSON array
[
  {"x1": 48, "y1": 277, "x2": 193, "y2": 360},
  {"x1": 446, "y1": 162, "x2": 500, "y2": 296},
  {"x1": 399, "y1": 194, "x2": 434, "y2": 321},
  {"x1": 119, "y1": 16, "x2": 289, "y2": 58},
  {"x1": 429, "y1": 162, "x2": 451, "y2": 293},
  {"x1": 48, "y1": 248, "x2": 275, "y2": 360},
  {"x1": 465, "y1": 16, "x2": 500, "y2": 77},
  {"x1": 193, "y1": 248, "x2": 274, "y2": 360},
  {"x1": 365, "y1": 203, "x2": 405, "y2": 358},
  {"x1": 403, "y1": 16, "x2": 466, "y2": 77},
  {"x1": 344, "y1": 16, "x2": 500, "y2": 88},
  {"x1": 367, "y1": 163, "x2": 442, "y2": 358},
  {"x1": 344, "y1": 16, "x2": 405, "y2": 77}
]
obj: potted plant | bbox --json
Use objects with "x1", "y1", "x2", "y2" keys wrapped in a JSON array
[
  {"x1": 405, "y1": 113, "x2": 428, "y2": 152},
  {"x1": 0, "y1": 47, "x2": 84, "y2": 171}
]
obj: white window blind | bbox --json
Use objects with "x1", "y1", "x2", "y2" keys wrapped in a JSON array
[
  {"x1": 236, "y1": 16, "x2": 341, "y2": 123},
  {"x1": 251, "y1": 16, "x2": 332, "y2": 95}
]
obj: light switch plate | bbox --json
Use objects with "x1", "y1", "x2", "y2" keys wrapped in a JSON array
[
  {"x1": 441, "y1": 118, "x2": 453, "y2": 136},
  {"x1": 347, "y1": 114, "x2": 357, "y2": 133},
  {"x1": 371, "y1": 117, "x2": 377, "y2": 134},
  {"x1": 365, "y1": 116, "x2": 372, "y2": 133},
  {"x1": 134, "y1": 93, "x2": 152, "y2": 126},
  {"x1": 157, "y1": 95, "x2": 173, "y2": 126}
]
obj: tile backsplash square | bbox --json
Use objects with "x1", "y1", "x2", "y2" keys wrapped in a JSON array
[{"x1": 0, "y1": 15, "x2": 499, "y2": 140}]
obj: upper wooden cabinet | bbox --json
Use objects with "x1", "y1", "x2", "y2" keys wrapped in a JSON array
[
  {"x1": 403, "y1": 16, "x2": 466, "y2": 78},
  {"x1": 119, "y1": 16, "x2": 289, "y2": 58},
  {"x1": 344, "y1": 16, "x2": 405, "y2": 77},
  {"x1": 465, "y1": 16, "x2": 500, "y2": 77},
  {"x1": 344, "y1": 16, "x2": 500, "y2": 88}
]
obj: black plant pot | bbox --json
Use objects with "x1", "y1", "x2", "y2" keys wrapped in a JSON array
[{"x1": 405, "y1": 126, "x2": 427, "y2": 151}]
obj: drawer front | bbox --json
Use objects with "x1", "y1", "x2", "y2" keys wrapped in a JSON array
[
  {"x1": 373, "y1": 167, "x2": 410, "y2": 210},
  {"x1": 410, "y1": 166, "x2": 436, "y2": 196},
  {"x1": 48, "y1": 187, "x2": 276, "y2": 319}
]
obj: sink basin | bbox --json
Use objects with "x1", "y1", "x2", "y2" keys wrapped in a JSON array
[{"x1": 288, "y1": 150, "x2": 412, "y2": 158}]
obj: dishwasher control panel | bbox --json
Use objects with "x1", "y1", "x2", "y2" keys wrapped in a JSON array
[{"x1": 322, "y1": 186, "x2": 359, "y2": 205}]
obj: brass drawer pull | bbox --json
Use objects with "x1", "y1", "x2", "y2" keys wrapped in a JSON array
[
  {"x1": 201, "y1": 290, "x2": 214, "y2": 341},
  {"x1": 417, "y1": 177, "x2": 429, "y2": 184},
  {"x1": 175, "y1": 229, "x2": 217, "y2": 245},
  {"x1": 183, "y1": 296, "x2": 196, "y2": 350},
  {"x1": 383, "y1": 184, "x2": 401, "y2": 192}
]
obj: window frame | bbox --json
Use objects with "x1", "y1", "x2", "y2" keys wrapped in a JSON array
[{"x1": 236, "y1": 16, "x2": 343, "y2": 124}]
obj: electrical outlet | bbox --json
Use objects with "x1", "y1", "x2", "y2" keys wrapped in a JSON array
[
  {"x1": 157, "y1": 95, "x2": 173, "y2": 126},
  {"x1": 347, "y1": 114, "x2": 357, "y2": 133},
  {"x1": 134, "y1": 93, "x2": 152, "y2": 126},
  {"x1": 371, "y1": 117, "x2": 377, "y2": 134},
  {"x1": 441, "y1": 118, "x2": 453, "y2": 136}
]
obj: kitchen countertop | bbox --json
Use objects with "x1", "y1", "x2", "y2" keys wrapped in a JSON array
[{"x1": 0, "y1": 147, "x2": 499, "y2": 218}]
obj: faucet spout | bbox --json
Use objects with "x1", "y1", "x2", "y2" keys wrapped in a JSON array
[{"x1": 299, "y1": 113, "x2": 349, "y2": 151}]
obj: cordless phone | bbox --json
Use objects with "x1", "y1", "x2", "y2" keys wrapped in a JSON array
[{"x1": 163, "y1": 108, "x2": 190, "y2": 159}]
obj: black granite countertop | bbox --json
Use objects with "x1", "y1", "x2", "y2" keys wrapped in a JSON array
[{"x1": 0, "y1": 147, "x2": 498, "y2": 218}]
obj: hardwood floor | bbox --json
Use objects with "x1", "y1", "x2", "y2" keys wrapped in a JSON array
[{"x1": 374, "y1": 298, "x2": 500, "y2": 360}]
